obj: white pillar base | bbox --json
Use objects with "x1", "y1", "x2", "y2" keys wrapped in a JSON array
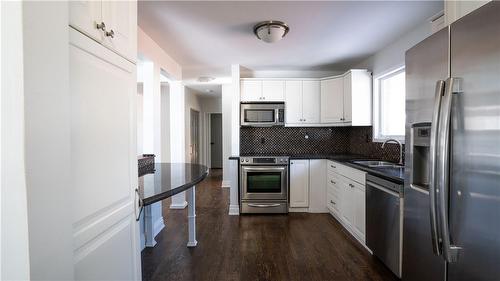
[
  {"x1": 186, "y1": 186, "x2": 197, "y2": 247},
  {"x1": 170, "y1": 191, "x2": 187, "y2": 209}
]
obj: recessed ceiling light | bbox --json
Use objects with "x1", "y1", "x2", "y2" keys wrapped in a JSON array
[
  {"x1": 197, "y1": 76, "x2": 215, "y2": 82},
  {"x1": 253, "y1": 20, "x2": 289, "y2": 43}
]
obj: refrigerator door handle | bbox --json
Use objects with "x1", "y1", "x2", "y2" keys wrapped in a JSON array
[
  {"x1": 429, "y1": 80, "x2": 445, "y2": 256},
  {"x1": 437, "y1": 77, "x2": 462, "y2": 263}
]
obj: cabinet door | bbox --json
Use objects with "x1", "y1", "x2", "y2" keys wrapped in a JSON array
[
  {"x1": 352, "y1": 183, "x2": 366, "y2": 238},
  {"x1": 102, "y1": 0, "x2": 137, "y2": 62},
  {"x1": 343, "y1": 73, "x2": 352, "y2": 122},
  {"x1": 69, "y1": 29, "x2": 140, "y2": 280},
  {"x1": 284, "y1": 81, "x2": 303, "y2": 124},
  {"x1": 320, "y1": 78, "x2": 344, "y2": 123},
  {"x1": 69, "y1": 1, "x2": 103, "y2": 42},
  {"x1": 240, "y1": 80, "x2": 262, "y2": 102},
  {"x1": 339, "y1": 180, "x2": 354, "y2": 225},
  {"x1": 262, "y1": 80, "x2": 284, "y2": 101},
  {"x1": 302, "y1": 80, "x2": 321, "y2": 124},
  {"x1": 289, "y1": 160, "x2": 309, "y2": 208}
]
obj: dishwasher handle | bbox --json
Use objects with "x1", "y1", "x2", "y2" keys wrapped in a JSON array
[{"x1": 366, "y1": 180, "x2": 400, "y2": 197}]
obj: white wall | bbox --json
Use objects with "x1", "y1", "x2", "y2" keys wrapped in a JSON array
[
  {"x1": 185, "y1": 88, "x2": 202, "y2": 163},
  {"x1": 354, "y1": 20, "x2": 433, "y2": 77},
  {"x1": 161, "y1": 83, "x2": 171, "y2": 163},
  {"x1": 22, "y1": 1, "x2": 74, "y2": 279},
  {"x1": 138, "y1": 27, "x2": 182, "y2": 80},
  {"x1": 1, "y1": 1, "x2": 31, "y2": 279},
  {"x1": 200, "y1": 97, "x2": 222, "y2": 113},
  {"x1": 137, "y1": 84, "x2": 144, "y2": 155}
]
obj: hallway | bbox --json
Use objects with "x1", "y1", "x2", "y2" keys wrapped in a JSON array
[{"x1": 141, "y1": 169, "x2": 397, "y2": 281}]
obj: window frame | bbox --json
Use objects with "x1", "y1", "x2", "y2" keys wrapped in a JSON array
[{"x1": 373, "y1": 66, "x2": 406, "y2": 143}]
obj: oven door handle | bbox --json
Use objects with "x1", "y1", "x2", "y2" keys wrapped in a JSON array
[
  {"x1": 247, "y1": 203, "x2": 282, "y2": 208},
  {"x1": 241, "y1": 166, "x2": 287, "y2": 172}
]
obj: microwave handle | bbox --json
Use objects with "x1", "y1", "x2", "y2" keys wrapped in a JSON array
[{"x1": 275, "y1": 109, "x2": 280, "y2": 124}]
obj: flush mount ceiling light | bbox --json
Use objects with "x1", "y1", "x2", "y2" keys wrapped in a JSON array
[
  {"x1": 197, "y1": 76, "x2": 215, "y2": 82},
  {"x1": 253, "y1": 20, "x2": 289, "y2": 43}
]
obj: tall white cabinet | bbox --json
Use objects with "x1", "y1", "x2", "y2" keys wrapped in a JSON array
[{"x1": 69, "y1": 1, "x2": 141, "y2": 280}]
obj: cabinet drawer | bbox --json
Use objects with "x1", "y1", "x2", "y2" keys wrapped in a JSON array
[
  {"x1": 327, "y1": 160, "x2": 366, "y2": 184},
  {"x1": 327, "y1": 191, "x2": 340, "y2": 213}
]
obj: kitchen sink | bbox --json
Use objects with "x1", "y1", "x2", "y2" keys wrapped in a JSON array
[{"x1": 352, "y1": 160, "x2": 403, "y2": 168}]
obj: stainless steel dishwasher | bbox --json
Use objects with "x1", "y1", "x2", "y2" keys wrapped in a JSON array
[{"x1": 366, "y1": 174, "x2": 404, "y2": 278}]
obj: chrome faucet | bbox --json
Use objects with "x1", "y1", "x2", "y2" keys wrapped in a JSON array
[{"x1": 382, "y1": 139, "x2": 404, "y2": 165}]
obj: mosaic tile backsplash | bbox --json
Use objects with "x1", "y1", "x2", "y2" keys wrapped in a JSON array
[{"x1": 240, "y1": 126, "x2": 405, "y2": 163}]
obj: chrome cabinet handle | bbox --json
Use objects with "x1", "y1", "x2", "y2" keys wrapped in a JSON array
[
  {"x1": 330, "y1": 165, "x2": 336, "y2": 168},
  {"x1": 96, "y1": 21, "x2": 106, "y2": 31},
  {"x1": 437, "y1": 77, "x2": 462, "y2": 263},
  {"x1": 429, "y1": 80, "x2": 445, "y2": 256},
  {"x1": 330, "y1": 180, "x2": 335, "y2": 184},
  {"x1": 330, "y1": 200, "x2": 336, "y2": 205},
  {"x1": 349, "y1": 183, "x2": 354, "y2": 188},
  {"x1": 105, "y1": 29, "x2": 115, "y2": 38}
]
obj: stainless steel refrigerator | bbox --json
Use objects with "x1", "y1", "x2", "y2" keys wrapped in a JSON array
[{"x1": 403, "y1": 2, "x2": 500, "y2": 281}]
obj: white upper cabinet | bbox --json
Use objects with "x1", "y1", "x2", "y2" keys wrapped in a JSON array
[
  {"x1": 240, "y1": 79, "x2": 285, "y2": 102},
  {"x1": 241, "y1": 80, "x2": 262, "y2": 102},
  {"x1": 285, "y1": 80, "x2": 321, "y2": 125},
  {"x1": 344, "y1": 70, "x2": 372, "y2": 126},
  {"x1": 70, "y1": 0, "x2": 137, "y2": 62},
  {"x1": 302, "y1": 81, "x2": 321, "y2": 124},
  {"x1": 320, "y1": 70, "x2": 372, "y2": 126},
  {"x1": 284, "y1": 81, "x2": 303, "y2": 124},
  {"x1": 262, "y1": 80, "x2": 285, "y2": 101},
  {"x1": 320, "y1": 77, "x2": 344, "y2": 123}
]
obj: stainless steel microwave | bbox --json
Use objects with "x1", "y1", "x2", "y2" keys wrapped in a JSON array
[{"x1": 240, "y1": 103, "x2": 285, "y2": 127}]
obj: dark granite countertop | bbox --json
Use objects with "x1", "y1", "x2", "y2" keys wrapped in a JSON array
[
  {"x1": 228, "y1": 154, "x2": 404, "y2": 183},
  {"x1": 138, "y1": 163, "x2": 209, "y2": 206}
]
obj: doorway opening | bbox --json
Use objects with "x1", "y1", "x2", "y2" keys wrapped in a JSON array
[{"x1": 210, "y1": 113, "x2": 223, "y2": 169}]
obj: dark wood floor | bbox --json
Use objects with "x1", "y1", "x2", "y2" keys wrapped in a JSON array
[{"x1": 142, "y1": 169, "x2": 398, "y2": 281}]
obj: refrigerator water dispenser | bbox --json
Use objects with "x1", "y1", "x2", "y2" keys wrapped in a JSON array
[{"x1": 410, "y1": 123, "x2": 431, "y2": 191}]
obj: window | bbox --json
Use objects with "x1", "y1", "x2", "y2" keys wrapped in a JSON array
[{"x1": 374, "y1": 67, "x2": 406, "y2": 142}]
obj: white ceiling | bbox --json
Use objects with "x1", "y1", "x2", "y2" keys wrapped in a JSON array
[{"x1": 138, "y1": 0, "x2": 443, "y2": 83}]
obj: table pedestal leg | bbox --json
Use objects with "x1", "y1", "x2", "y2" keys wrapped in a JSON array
[{"x1": 186, "y1": 186, "x2": 197, "y2": 247}]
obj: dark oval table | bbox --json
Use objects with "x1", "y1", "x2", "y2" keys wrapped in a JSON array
[{"x1": 138, "y1": 163, "x2": 209, "y2": 247}]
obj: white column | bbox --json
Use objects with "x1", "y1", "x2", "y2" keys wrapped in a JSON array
[
  {"x1": 169, "y1": 81, "x2": 188, "y2": 209},
  {"x1": 141, "y1": 62, "x2": 164, "y2": 247},
  {"x1": 186, "y1": 186, "x2": 197, "y2": 247},
  {"x1": 228, "y1": 65, "x2": 241, "y2": 215},
  {"x1": 221, "y1": 84, "x2": 232, "y2": 188}
]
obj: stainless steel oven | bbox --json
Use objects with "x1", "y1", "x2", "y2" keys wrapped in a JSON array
[
  {"x1": 240, "y1": 103, "x2": 285, "y2": 127},
  {"x1": 239, "y1": 156, "x2": 289, "y2": 213}
]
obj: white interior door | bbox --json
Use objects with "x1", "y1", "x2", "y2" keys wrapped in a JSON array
[{"x1": 69, "y1": 28, "x2": 141, "y2": 280}]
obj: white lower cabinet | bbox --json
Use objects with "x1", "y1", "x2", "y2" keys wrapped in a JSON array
[
  {"x1": 289, "y1": 160, "x2": 309, "y2": 208},
  {"x1": 326, "y1": 160, "x2": 366, "y2": 244}
]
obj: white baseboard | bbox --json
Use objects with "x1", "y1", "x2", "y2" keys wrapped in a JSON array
[
  {"x1": 153, "y1": 217, "x2": 165, "y2": 238},
  {"x1": 228, "y1": 204, "x2": 240, "y2": 215},
  {"x1": 221, "y1": 180, "x2": 231, "y2": 188},
  {"x1": 170, "y1": 201, "x2": 188, "y2": 209}
]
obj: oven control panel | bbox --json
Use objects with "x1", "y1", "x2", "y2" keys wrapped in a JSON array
[{"x1": 240, "y1": 156, "x2": 289, "y2": 165}]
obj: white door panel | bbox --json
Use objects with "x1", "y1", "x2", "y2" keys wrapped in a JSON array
[
  {"x1": 290, "y1": 160, "x2": 309, "y2": 207},
  {"x1": 320, "y1": 78, "x2": 344, "y2": 123},
  {"x1": 101, "y1": 0, "x2": 137, "y2": 62},
  {"x1": 302, "y1": 80, "x2": 320, "y2": 123},
  {"x1": 285, "y1": 81, "x2": 302, "y2": 124},
  {"x1": 262, "y1": 80, "x2": 284, "y2": 101},
  {"x1": 69, "y1": 28, "x2": 140, "y2": 280},
  {"x1": 240, "y1": 80, "x2": 262, "y2": 102},
  {"x1": 69, "y1": 1, "x2": 103, "y2": 42}
]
